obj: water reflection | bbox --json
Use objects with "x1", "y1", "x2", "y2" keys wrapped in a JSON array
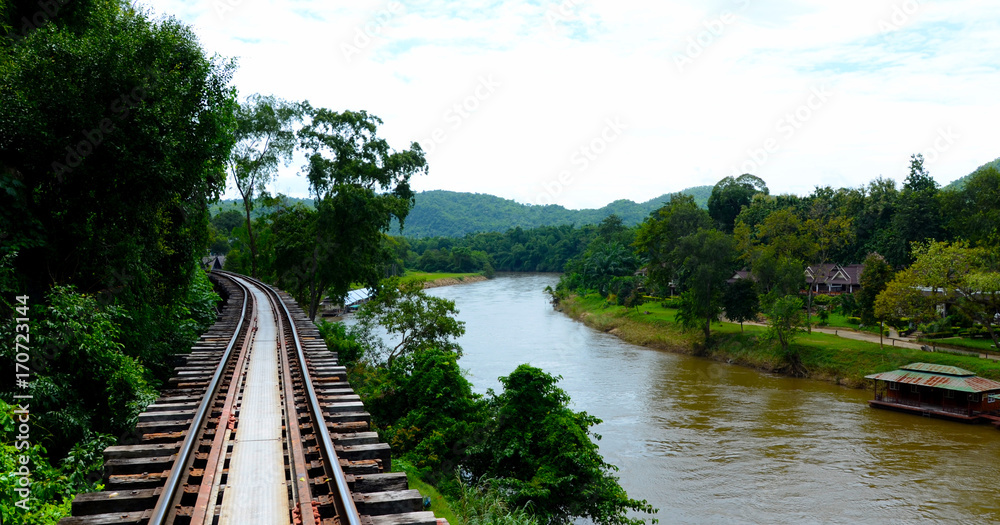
[{"x1": 351, "y1": 273, "x2": 1000, "y2": 523}]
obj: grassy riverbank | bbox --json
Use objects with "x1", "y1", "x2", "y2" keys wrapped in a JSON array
[
  {"x1": 400, "y1": 271, "x2": 489, "y2": 288},
  {"x1": 559, "y1": 294, "x2": 1000, "y2": 387}
]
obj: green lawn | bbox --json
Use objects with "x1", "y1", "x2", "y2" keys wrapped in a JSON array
[
  {"x1": 818, "y1": 312, "x2": 884, "y2": 335},
  {"x1": 921, "y1": 336, "x2": 998, "y2": 352}
]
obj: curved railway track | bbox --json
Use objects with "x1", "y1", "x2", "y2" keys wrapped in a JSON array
[{"x1": 60, "y1": 271, "x2": 439, "y2": 525}]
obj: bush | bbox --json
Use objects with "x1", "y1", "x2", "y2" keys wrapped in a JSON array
[
  {"x1": 316, "y1": 320, "x2": 365, "y2": 365},
  {"x1": 847, "y1": 316, "x2": 861, "y2": 325},
  {"x1": 1, "y1": 401, "x2": 114, "y2": 525},
  {"x1": 813, "y1": 294, "x2": 833, "y2": 306}
]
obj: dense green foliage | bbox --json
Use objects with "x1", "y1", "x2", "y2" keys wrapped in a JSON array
[
  {"x1": 875, "y1": 241, "x2": 1000, "y2": 348},
  {"x1": 407, "y1": 224, "x2": 596, "y2": 274},
  {"x1": 332, "y1": 278, "x2": 656, "y2": 524},
  {"x1": 556, "y1": 156, "x2": 1000, "y2": 373},
  {"x1": 388, "y1": 187, "x2": 712, "y2": 238},
  {"x1": 0, "y1": 2, "x2": 235, "y2": 520},
  {"x1": 469, "y1": 365, "x2": 657, "y2": 525}
]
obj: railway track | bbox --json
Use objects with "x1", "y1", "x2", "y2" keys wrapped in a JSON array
[{"x1": 60, "y1": 271, "x2": 439, "y2": 525}]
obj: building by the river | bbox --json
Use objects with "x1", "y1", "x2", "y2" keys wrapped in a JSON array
[{"x1": 867, "y1": 363, "x2": 1000, "y2": 425}]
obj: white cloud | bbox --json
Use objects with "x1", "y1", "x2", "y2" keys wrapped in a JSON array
[{"x1": 150, "y1": 0, "x2": 1000, "y2": 208}]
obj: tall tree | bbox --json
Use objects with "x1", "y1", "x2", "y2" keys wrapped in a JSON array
[
  {"x1": 634, "y1": 193, "x2": 712, "y2": 294},
  {"x1": 294, "y1": 106, "x2": 428, "y2": 319},
  {"x1": 227, "y1": 94, "x2": 301, "y2": 277},
  {"x1": 723, "y1": 278, "x2": 760, "y2": 332},
  {"x1": 856, "y1": 252, "x2": 894, "y2": 327},
  {"x1": 766, "y1": 295, "x2": 806, "y2": 376},
  {"x1": 672, "y1": 229, "x2": 736, "y2": 343},
  {"x1": 735, "y1": 208, "x2": 808, "y2": 301},
  {"x1": 708, "y1": 173, "x2": 769, "y2": 233},
  {"x1": 888, "y1": 154, "x2": 943, "y2": 266}
]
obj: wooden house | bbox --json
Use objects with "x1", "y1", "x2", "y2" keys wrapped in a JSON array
[{"x1": 866, "y1": 363, "x2": 1000, "y2": 423}]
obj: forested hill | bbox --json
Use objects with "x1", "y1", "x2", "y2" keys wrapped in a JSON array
[
  {"x1": 944, "y1": 157, "x2": 1000, "y2": 190},
  {"x1": 392, "y1": 186, "x2": 713, "y2": 238}
]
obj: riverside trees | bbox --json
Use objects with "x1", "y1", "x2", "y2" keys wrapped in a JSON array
[
  {"x1": 1, "y1": 1, "x2": 233, "y2": 520},
  {"x1": 334, "y1": 280, "x2": 657, "y2": 525}
]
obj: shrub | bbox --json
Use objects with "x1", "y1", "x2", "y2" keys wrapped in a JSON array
[{"x1": 847, "y1": 316, "x2": 861, "y2": 325}]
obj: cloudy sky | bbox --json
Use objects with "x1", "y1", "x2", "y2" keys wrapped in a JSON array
[{"x1": 152, "y1": 0, "x2": 1000, "y2": 209}]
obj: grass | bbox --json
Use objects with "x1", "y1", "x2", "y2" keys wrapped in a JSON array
[
  {"x1": 401, "y1": 271, "x2": 482, "y2": 284},
  {"x1": 559, "y1": 294, "x2": 1000, "y2": 388},
  {"x1": 393, "y1": 460, "x2": 461, "y2": 525},
  {"x1": 820, "y1": 312, "x2": 884, "y2": 335},
  {"x1": 921, "y1": 336, "x2": 998, "y2": 352}
]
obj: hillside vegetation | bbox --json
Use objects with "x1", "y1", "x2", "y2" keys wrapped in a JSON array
[{"x1": 391, "y1": 187, "x2": 713, "y2": 237}]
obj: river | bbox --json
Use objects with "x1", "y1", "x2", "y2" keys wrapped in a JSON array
[{"x1": 355, "y1": 273, "x2": 1000, "y2": 523}]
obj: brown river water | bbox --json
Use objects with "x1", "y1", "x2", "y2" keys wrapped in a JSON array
[{"x1": 360, "y1": 273, "x2": 1000, "y2": 524}]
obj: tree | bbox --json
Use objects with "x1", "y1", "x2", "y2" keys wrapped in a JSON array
[
  {"x1": 801, "y1": 200, "x2": 853, "y2": 333},
  {"x1": 735, "y1": 208, "x2": 808, "y2": 300},
  {"x1": 875, "y1": 242, "x2": 1000, "y2": 349},
  {"x1": 351, "y1": 278, "x2": 466, "y2": 365},
  {"x1": 941, "y1": 165, "x2": 1000, "y2": 247},
  {"x1": 634, "y1": 193, "x2": 712, "y2": 294},
  {"x1": 887, "y1": 154, "x2": 943, "y2": 266},
  {"x1": 295, "y1": 106, "x2": 428, "y2": 319},
  {"x1": 469, "y1": 365, "x2": 657, "y2": 525},
  {"x1": 227, "y1": 95, "x2": 301, "y2": 277},
  {"x1": 723, "y1": 278, "x2": 759, "y2": 332},
  {"x1": 1, "y1": 0, "x2": 236, "y2": 296},
  {"x1": 708, "y1": 174, "x2": 769, "y2": 233},
  {"x1": 766, "y1": 294, "x2": 806, "y2": 375},
  {"x1": 671, "y1": 229, "x2": 736, "y2": 343},
  {"x1": 856, "y1": 253, "x2": 894, "y2": 326},
  {"x1": 367, "y1": 347, "x2": 486, "y2": 479}
]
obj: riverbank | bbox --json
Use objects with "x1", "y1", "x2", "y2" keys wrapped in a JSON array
[
  {"x1": 557, "y1": 294, "x2": 1000, "y2": 388},
  {"x1": 400, "y1": 271, "x2": 490, "y2": 289}
]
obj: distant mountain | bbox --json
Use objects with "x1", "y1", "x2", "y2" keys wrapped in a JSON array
[
  {"x1": 392, "y1": 186, "x2": 713, "y2": 238},
  {"x1": 944, "y1": 157, "x2": 1000, "y2": 190},
  {"x1": 209, "y1": 187, "x2": 714, "y2": 239}
]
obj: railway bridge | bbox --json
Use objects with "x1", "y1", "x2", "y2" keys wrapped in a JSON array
[{"x1": 59, "y1": 271, "x2": 441, "y2": 525}]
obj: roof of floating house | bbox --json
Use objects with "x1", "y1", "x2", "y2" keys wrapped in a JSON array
[
  {"x1": 865, "y1": 363, "x2": 1000, "y2": 393},
  {"x1": 345, "y1": 288, "x2": 373, "y2": 306}
]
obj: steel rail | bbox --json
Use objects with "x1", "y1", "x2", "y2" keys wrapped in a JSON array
[
  {"x1": 236, "y1": 273, "x2": 364, "y2": 525},
  {"x1": 262, "y1": 279, "x2": 318, "y2": 525},
  {"x1": 148, "y1": 272, "x2": 251, "y2": 525}
]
